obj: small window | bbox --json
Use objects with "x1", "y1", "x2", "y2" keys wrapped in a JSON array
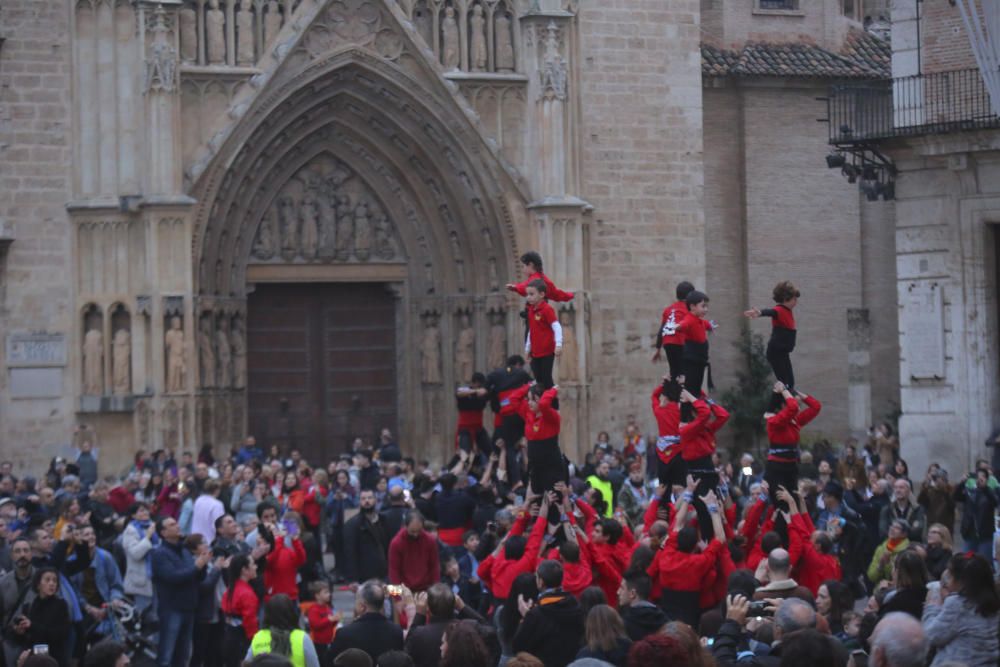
[{"x1": 758, "y1": 0, "x2": 800, "y2": 10}]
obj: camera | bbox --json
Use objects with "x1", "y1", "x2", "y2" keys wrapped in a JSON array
[
  {"x1": 386, "y1": 585, "x2": 403, "y2": 599},
  {"x1": 747, "y1": 601, "x2": 773, "y2": 617}
]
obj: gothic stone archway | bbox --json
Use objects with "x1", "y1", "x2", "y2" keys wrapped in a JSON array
[{"x1": 188, "y1": 13, "x2": 530, "y2": 460}]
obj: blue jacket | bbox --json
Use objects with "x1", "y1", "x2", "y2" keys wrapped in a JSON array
[
  {"x1": 70, "y1": 547, "x2": 124, "y2": 637},
  {"x1": 150, "y1": 540, "x2": 205, "y2": 613}
]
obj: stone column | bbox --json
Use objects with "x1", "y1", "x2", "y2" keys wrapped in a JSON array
[{"x1": 139, "y1": 1, "x2": 184, "y2": 197}]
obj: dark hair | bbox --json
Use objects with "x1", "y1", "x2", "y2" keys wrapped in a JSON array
[
  {"x1": 778, "y1": 629, "x2": 834, "y2": 667},
  {"x1": 225, "y1": 554, "x2": 252, "y2": 603},
  {"x1": 82, "y1": 639, "x2": 127, "y2": 667},
  {"x1": 773, "y1": 281, "x2": 801, "y2": 304},
  {"x1": 536, "y1": 559, "x2": 563, "y2": 589},
  {"x1": 359, "y1": 580, "x2": 386, "y2": 611},
  {"x1": 768, "y1": 391, "x2": 788, "y2": 414},
  {"x1": 676, "y1": 281, "x2": 695, "y2": 301},
  {"x1": 598, "y1": 518, "x2": 622, "y2": 545},
  {"x1": 256, "y1": 499, "x2": 279, "y2": 520},
  {"x1": 760, "y1": 530, "x2": 784, "y2": 554},
  {"x1": 813, "y1": 531, "x2": 833, "y2": 555},
  {"x1": 950, "y1": 553, "x2": 1000, "y2": 616},
  {"x1": 426, "y1": 583, "x2": 456, "y2": 619},
  {"x1": 504, "y1": 535, "x2": 527, "y2": 560},
  {"x1": 262, "y1": 594, "x2": 301, "y2": 657},
  {"x1": 893, "y1": 550, "x2": 929, "y2": 590},
  {"x1": 506, "y1": 355, "x2": 525, "y2": 367},
  {"x1": 685, "y1": 290, "x2": 709, "y2": 307},
  {"x1": 625, "y1": 545, "x2": 654, "y2": 577},
  {"x1": 661, "y1": 377, "x2": 682, "y2": 403},
  {"x1": 214, "y1": 513, "x2": 231, "y2": 531},
  {"x1": 332, "y1": 649, "x2": 372, "y2": 667},
  {"x1": 676, "y1": 526, "x2": 698, "y2": 553},
  {"x1": 32, "y1": 566, "x2": 60, "y2": 594},
  {"x1": 520, "y1": 251, "x2": 543, "y2": 271},
  {"x1": 375, "y1": 651, "x2": 414, "y2": 667},
  {"x1": 559, "y1": 539, "x2": 580, "y2": 563},
  {"x1": 579, "y1": 586, "x2": 606, "y2": 617},
  {"x1": 154, "y1": 516, "x2": 172, "y2": 538},
  {"x1": 528, "y1": 383, "x2": 545, "y2": 400},
  {"x1": 499, "y1": 573, "x2": 538, "y2": 640},
  {"x1": 441, "y1": 620, "x2": 490, "y2": 667},
  {"x1": 440, "y1": 473, "x2": 458, "y2": 493},
  {"x1": 470, "y1": 372, "x2": 486, "y2": 385},
  {"x1": 624, "y1": 572, "x2": 652, "y2": 600},
  {"x1": 820, "y1": 580, "x2": 853, "y2": 625},
  {"x1": 527, "y1": 278, "x2": 547, "y2": 294}
]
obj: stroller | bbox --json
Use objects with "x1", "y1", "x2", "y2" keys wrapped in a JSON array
[{"x1": 107, "y1": 598, "x2": 158, "y2": 667}]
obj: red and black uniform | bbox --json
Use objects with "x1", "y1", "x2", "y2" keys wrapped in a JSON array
[
  {"x1": 656, "y1": 300, "x2": 689, "y2": 378},
  {"x1": 511, "y1": 272, "x2": 574, "y2": 302},
  {"x1": 650, "y1": 386, "x2": 702, "y2": 486},
  {"x1": 761, "y1": 304, "x2": 797, "y2": 389},
  {"x1": 647, "y1": 531, "x2": 724, "y2": 628},
  {"x1": 486, "y1": 363, "x2": 533, "y2": 483},
  {"x1": 455, "y1": 390, "x2": 490, "y2": 458},
  {"x1": 764, "y1": 395, "x2": 822, "y2": 504},
  {"x1": 681, "y1": 400, "x2": 729, "y2": 536},
  {"x1": 516, "y1": 386, "x2": 566, "y2": 499},
  {"x1": 526, "y1": 300, "x2": 561, "y2": 389},
  {"x1": 678, "y1": 314, "x2": 713, "y2": 396},
  {"x1": 789, "y1": 512, "x2": 842, "y2": 595}
]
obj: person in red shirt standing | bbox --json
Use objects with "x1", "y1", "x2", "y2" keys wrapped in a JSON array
[
  {"x1": 652, "y1": 281, "x2": 696, "y2": 378},
  {"x1": 676, "y1": 290, "x2": 714, "y2": 397},
  {"x1": 261, "y1": 519, "x2": 307, "y2": 601},
  {"x1": 305, "y1": 580, "x2": 340, "y2": 666},
  {"x1": 515, "y1": 384, "x2": 565, "y2": 505},
  {"x1": 524, "y1": 280, "x2": 563, "y2": 390},
  {"x1": 745, "y1": 280, "x2": 801, "y2": 390},
  {"x1": 506, "y1": 251, "x2": 575, "y2": 303},
  {"x1": 764, "y1": 381, "x2": 822, "y2": 507},
  {"x1": 455, "y1": 372, "x2": 491, "y2": 461},
  {"x1": 650, "y1": 376, "x2": 707, "y2": 489},
  {"x1": 221, "y1": 554, "x2": 260, "y2": 667},
  {"x1": 388, "y1": 510, "x2": 440, "y2": 592}
]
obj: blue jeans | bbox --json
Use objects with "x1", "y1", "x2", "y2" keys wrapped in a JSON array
[{"x1": 157, "y1": 609, "x2": 195, "y2": 667}]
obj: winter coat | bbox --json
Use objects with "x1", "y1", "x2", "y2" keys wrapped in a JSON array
[
  {"x1": 122, "y1": 521, "x2": 156, "y2": 597},
  {"x1": 956, "y1": 484, "x2": 999, "y2": 541},
  {"x1": 341, "y1": 512, "x2": 390, "y2": 583},
  {"x1": 150, "y1": 540, "x2": 206, "y2": 614},
  {"x1": 511, "y1": 589, "x2": 584, "y2": 667},
  {"x1": 879, "y1": 501, "x2": 926, "y2": 542},
  {"x1": 620, "y1": 602, "x2": 668, "y2": 642},
  {"x1": 576, "y1": 636, "x2": 632, "y2": 667},
  {"x1": 924, "y1": 594, "x2": 999, "y2": 667},
  {"x1": 917, "y1": 482, "x2": 956, "y2": 532}
]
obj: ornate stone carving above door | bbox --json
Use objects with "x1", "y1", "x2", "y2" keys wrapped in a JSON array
[{"x1": 249, "y1": 154, "x2": 403, "y2": 265}]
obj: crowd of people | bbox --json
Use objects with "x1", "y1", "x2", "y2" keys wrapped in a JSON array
[{"x1": 0, "y1": 255, "x2": 998, "y2": 667}]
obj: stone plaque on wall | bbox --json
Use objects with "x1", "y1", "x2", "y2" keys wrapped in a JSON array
[
  {"x1": 902, "y1": 283, "x2": 945, "y2": 380},
  {"x1": 7, "y1": 333, "x2": 67, "y2": 367}
]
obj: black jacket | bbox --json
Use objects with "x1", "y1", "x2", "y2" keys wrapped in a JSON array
[
  {"x1": 957, "y1": 484, "x2": 999, "y2": 540},
  {"x1": 924, "y1": 544, "x2": 952, "y2": 580},
  {"x1": 711, "y1": 619, "x2": 781, "y2": 667},
  {"x1": 329, "y1": 611, "x2": 404, "y2": 662},
  {"x1": 620, "y1": 602, "x2": 669, "y2": 641},
  {"x1": 511, "y1": 589, "x2": 584, "y2": 667},
  {"x1": 576, "y1": 637, "x2": 632, "y2": 667},
  {"x1": 405, "y1": 608, "x2": 486, "y2": 667},
  {"x1": 878, "y1": 585, "x2": 926, "y2": 620},
  {"x1": 341, "y1": 512, "x2": 390, "y2": 582}
]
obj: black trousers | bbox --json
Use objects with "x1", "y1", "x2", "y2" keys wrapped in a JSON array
[
  {"x1": 222, "y1": 624, "x2": 249, "y2": 667},
  {"x1": 664, "y1": 344, "x2": 684, "y2": 379},
  {"x1": 531, "y1": 354, "x2": 556, "y2": 388},
  {"x1": 686, "y1": 455, "x2": 719, "y2": 538},
  {"x1": 493, "y1": 414, "x2": 525, "y2": 485},
  {"x1": 528, "y1": 437, "x2": 568, "y2": 524},
  {"x1": 193, "y1": 621, "x2": 223, "y2": 667},
  {"x1": 767, "y1": 343, "x2": 795, "y2": 390},
  {"x1": 764, "y1": 459, "x2": 799, "y2": 510},
  {"x1": 458, "y1": 427, "x2": 492, "y2": 457},
  {"x1": 657, "y1": 456, "x2": 688, "y2": 488},
  {"x1": 683, "y1": 359, "x2": 707, "y2": 397}
]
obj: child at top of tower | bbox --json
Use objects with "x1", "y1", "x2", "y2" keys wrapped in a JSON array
[
  {"x1": 506, "y1": 251, "x2": 574, "y2": 302},
  {"x1": 652, "y1": 281, "x2": 696, "y2": 379},
  {"x1": 745, "y1": 280, "x2": 800, "y2": 390},
  {"x1": 524, "y1": 279, "x2": 563, "y2": 390}
]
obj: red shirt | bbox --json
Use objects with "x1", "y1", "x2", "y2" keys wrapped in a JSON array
[
  {"x1": 299, "y1": 485, "x2": 327, "y2": 529},
  {"x1": 108, "y1": 486, "x2": 135, "y2": 514},
  {"x1": 540, "y1": 546, "x2": 594, "y2": 598},
  {"x1": 651, "y1": 387, "x2": 682, "y2": 464},
  {"x1": 221, "y1": 579, "x2": 260, "y2": 640},
  {"x1": 388, "y1": 528, "x2": 440, "y2": 592},
  {"x1": 647, "y1": 532, "x2": 724, "y2": 595},
  {"x1": 265, "y1": 538, "x2": 307, "y2": 600},
  {"x1": 516, "y1": 386, "x2": 560, "y2": 441},
  {"x1": 767, "y1": 304, "x2": 796, "y2": 330},
  {"x1": 766, "y1": 396, "x2": 822, "y2": 459},
  {"x1": 789, "y1": 514, "x2": 841, "y2": 595},
  {"x1": 477, "y1": 514, "x2": 547, "y2": 599},
  {"x1": 679, "y1": 401, "x2": 728, "y2": 461},
  {"x1": 512, "y1": 272, "x2": 574, "y2": 302},
  {"x1": 676, "y1": 313, "x2": 710, "y2": 344},
  {"x1": 658, "y1": 300, "x2": 690, "y2": 346},
  {"x1": 527, "y1": 300, "x2": 558, "y2": 358},
  {"x1": 307, "y1": 602, "x2": 338, "y2": 644}
]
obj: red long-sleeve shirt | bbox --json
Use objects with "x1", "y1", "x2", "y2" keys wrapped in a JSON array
[
  {"x1": 388, "y1": 528, "x2": 440, "y2": 592},
  {"x1": 299, "y1": 485, "x2": 327, "y2": 529},
  {"x1": 541, "y1": 545, "x2": 593, "y2": 598},
  {"x1": 676, "y1": 313, "x2": 711, "y2": 344},
  {"x1": 511, "y1": 272, "x2": 574, "y2": 302},
  {"x1": 681, "y1": 402, "x2": 729, "y2": 461},
  {"x1": 265, "y1": 538, "x2": 307, "y2": 600},
  {"x1": 647, "y1": 531, "x2": 724, "y2": 595},
  {"x1": 766, "y1": 396, "x2": 822, "y2": 461},
  {"x1": 526, "y1": 300, "x2": 559, "y2": 358},
  {"x1": 658, "y1": 300, "x2": 690, "y2": 347},
  {"x1": 517, "y1": 387, "x2": 560, "y2": 441},
  {"x1": 477, "y1": 514, "x2": 547, "y2": 599},
  {"x1": 580, "y1": 536, "x2": 623, "y2": 605},
  {"x1": 651, "y1": 387, "x2": 683, "y2": 465},
  {"x1": 307, "y1": 602, "x2": 338, "y2": 644},
  {"x1": 790, "y1": 513, "x2": 841, "y2": 595},
  {"x1": 221, "y1": 579, "x2": 260, "y2": 640}
]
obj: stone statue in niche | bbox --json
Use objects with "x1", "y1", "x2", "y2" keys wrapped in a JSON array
[
  {"x1": 112, "y1": 328, "x2": 131, "y2": 395},
  {"x1": 264, "y1": 0, "x2": 283, "y2": 46},
  {"x1": 206, "y1": 0, "x2": 227, "y2": 65},
  {"x1": 83, "y1": 326, "x2": 104, "y2": 395},
  {"x1": 199, "y1": 316, "x2": 215, "y2": 388},
  {"x1": 488, "y1": 312, "x2": 506, "y2": 370},
  {"x1": 558, "y1": 310, "x2": 579, "y2": 383},
  {"x1": 299, "y1": 195, "x2": 320, "y2": 259},
  {"x1": 488, "y1": 257, "x2": 499, "y2": 291},
  {"x1": 442, "y1": 6, "x2": 460, "y2": 70},
  {"x1": 317, "y1": 190, "x2": 337, "y2": 260},
  {"x1": 216, "y1": 319, "x2": 232, "y2": 388},
  {"x1": 231, "y1": 319, "x2": 247, "y2": 389},
  {"x1": 163, "y1": 401, "x2": 180, "y2": 450},
  {"x1": 455, "y1": 314, "x2": 475, "y2": 382},
  {"x1": 179, "y1": 4, "x2": 198, "y2": 64},
  {"x1": 165, "y1": 316, "x2": 186, "y2": 393},
  {"x1": 354, "y1": 201, "x2": 371, "y2": 261},
  {"x1": 413, "y1": 4, "x2": 433, "y2": 48},
  {"x1": 335, "y1": 194, "x2": 353, "y2": 260},
  {"x1": 253, "y1": 211, "x2": 277, "y2": 260},
  {"x1": 373, "y1": 214, "x2": 396, "y2": 260},
  {"x1": 470, "y1": 4, "x2": 487, "y2": 71},
  {"x1": 496, "y1": 13, "x2": 515, "y2": 72},
  {"x1": 278, "y1": 196, "x2": 298, "y2": 260},
  {"x1": 421, "y1": 319, "x2": 442, "y2": 384},
  {"x1": 236, "y1": 2, "x2": 256, "y2": 65}
]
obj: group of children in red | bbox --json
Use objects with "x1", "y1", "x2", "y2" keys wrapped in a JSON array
[{"x1": 455, "y1": 252, "x2": 829, "y2": 629}]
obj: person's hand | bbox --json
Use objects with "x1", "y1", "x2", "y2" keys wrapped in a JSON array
[
  {"x1": 14, "y1": 617, "x2": 30, "y2": 634},
  {"x1": 744, "y1": 308, "x2": 761, "y2": 319},
  {"x1": 414, "y1": 591, "x2": 428, "y2": 617},
  {"x1": 926, "y1": 584, "x2": 944, "y2": 606},
  {"x1": 773, "y1": 381, "x2": 786, "y2": 394},
  {"x1": 699, "y1": 489, "x2": 718, "y2": 507},
  {"x1": 554, "y1": 347, "x2": 562, "y2": 357},
  {"x1": 459, "y1": 449, "x2": 469, "y2": 463},
  {"x1": 146, "y1": 523, "x2": 156, "y2": 539},
  {"x1": 454, "y1": 594, "x2": 465, "y2": 612},
  {"x1": 214, "y1": 556, "x2": 228, "y2": 570},
  {"x1": 652, "y1": 349, "x2": 662, "y2": 362},
  {"x1": 505, "y1": 283, "x2": 517, "y2": 292},
  {"x1": 195, "y1": 551, "x2": 211, "y2": 569},
  {"x1": 685, "y1": 475, "x2": 697, "y2": 494},
  {"x1": 726, "y1": 594, "x2": 750, "y2": 625},
  {"x1": 655, "y1": 484, "x2": 667, "y2": 499},
  {"x1": 517, "y1": 594, "x2": 534, "y2": 617},
  {"x1": 252, "y1": 542, "x2": 270, "y2": 560},
  {"x1": 879, "y1": 551, "x2": 891, "y2": 565},
  {"x1": 696, "y1": 539, "x2": 708, "y2": 552},
  {"x1": 776, "y1": 486, "x2": 792, "y2": 504},
  {"x1": 679, "y1": 389, "x2": 695, "y2": 403},
  {"x1": 87, "y1": 605, "x2": 107, "y2": 621},
  {"x1": 762, "y1": 598, "x2": 782, "y2": 616},
  {"x1": 754, "y1": 557, "x2": 769, "y2": 584}
]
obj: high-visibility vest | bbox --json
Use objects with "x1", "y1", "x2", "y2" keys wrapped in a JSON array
[{"x1": 249, "y1": 629, "x2": 307, "y2": 667}]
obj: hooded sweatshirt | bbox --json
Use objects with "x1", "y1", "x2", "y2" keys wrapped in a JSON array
[{"x1": 511, "y1": 589, "x2": 585, "y2": 667}]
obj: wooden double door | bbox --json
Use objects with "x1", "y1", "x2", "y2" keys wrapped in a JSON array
[{"x1": 246, "y1": 283, "x2": 397, "y2": 462}]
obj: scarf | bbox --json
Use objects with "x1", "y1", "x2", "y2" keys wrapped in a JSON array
[
  {"x1": 131, "y1": 519, "x2": 160, "y2": 577},
  {"x1": 887, "y1": 537, "x2": 905, "y2": 551}
]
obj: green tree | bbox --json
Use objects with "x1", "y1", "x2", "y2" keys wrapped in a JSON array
[{"x1": 720, "y1": 326, "x2": 772, "y2": 460}]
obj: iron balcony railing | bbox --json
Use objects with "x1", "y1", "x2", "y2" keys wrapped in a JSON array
[{"x1": 827, "y1": 67, "x2": 1000, "y2": 144}]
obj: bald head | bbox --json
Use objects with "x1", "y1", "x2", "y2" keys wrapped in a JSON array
[
  {"x1": 872, "y1": 612, "x2": 926, "y2": 667},
  {"x1": 768, "y1": 547, "x2": 791, "y2": 578}
]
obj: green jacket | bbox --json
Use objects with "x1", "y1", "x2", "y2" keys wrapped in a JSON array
[
  {"x1": 586, "y1": 475, "x2": 614, "y2": 517},
  {"x1": 867, "y1": 538, "x2": 910, "y2": 585},
  {"x1": 250, "y1": 629, "x2": 308, "y2": 667}
]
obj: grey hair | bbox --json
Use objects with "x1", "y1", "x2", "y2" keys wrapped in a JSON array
[
  {"x1": 358, "y1": 579, "x2": 386, "y2": 611},
  {"x1": 872, "y1": 612, "x2": 927, "y2": 667},
  {"x1": 775, "y1": 598, "x2": 816, "y2": 634},
  {"x1": 890, "y1": 518, "x2": 911, "y2": 535}
]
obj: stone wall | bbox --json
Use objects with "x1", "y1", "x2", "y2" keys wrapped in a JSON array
[
  {"x1": 702, "y1": 0, "x2": 851, "y2": 51},
  {"x1": 0, "y1": 0, "x2": 77, "y2": 474}
]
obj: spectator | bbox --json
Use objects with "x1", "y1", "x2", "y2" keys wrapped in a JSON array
[
  {"x1": 917, "y1": 465, "x2": 955, "y2": 532},
  {"x1": 879, "y1": 479, "x2": 925, "y2": 542},
  {"x1": 871, "y1": 612, "x2": 926, "y2": 667},
  {"x1": 495, "y1": 572, "x2": 538, "y2": 666},
  {"x1": 82, "y1": 639, "x2": 128, "y2": 667},
  {"x1": 330, "y1": 581, "x2": 404, "y2": 662},
  {"x1": 11, "y1": 567, "x2": 70, "y2": 666},
  {"x1": 440, "y1": 619, "x2": 490, "y2": 667},
  {"x1": 260, "y1": 516, "x2": 306, "y2": 601},
  {"x1": 627, "y1": 634, "x2": 687, "y2": 667},
  {"x1": 245, "y1": 594, "x2": 321, "y2": 667},
  {"x1": 616, "y1": 572, "x2": 667, "y2": 642},
  {"x1": 389, "y1": 511, "x2": 440, "y2": 593},
  {"x1": 190, "y1": 479, "x2": 226, "y2": 543},
  {"x1": 305, "y1": 581, "x2": 340, "y2": 666},
  {"x1": 376, "y1": 651, "x2": 414, "y2": 667},
  {"x1": 586, "y1": 460, "x2": 614, "y2": 517},
  {"x1": 879, "y1": 549, "x2": 927, "y2": 620},
  {"x1": 342, "y1": 489, "x2": 390, "y2": 583},
  {"x1": 575, "y1": 604, "x2": 631, "y2": 667},
  {"x1": 221, "y1": 554, "x2": 260, "y2": 667},
  {"x1": 327, "y1": 469, "x2": 359, "y2": 581},
  {"x1": 69, "y1": 525, "x2": 125, "y2": 646},
  {"x1": 85, "y1": 481, "x2": 119, "y2": 549},
  {"x1": 150, "y1": 516, "x2": 210, "y2": 667},
  {"x1": 836, "y1": 442, "x2": 866, "y2": 490},
  {"x1": 357, "y1": 450, "x2": 380, "y2": 492},
  {"x1": 616, "y1": 464, "x2": 650, "y2": 528},
  {"x1": 867, "y1": 520, "x2": 911, "y2": 587},
  {"x1": 923, "y1": 553, "x2": 999, "y2": 667},
  {"x1": 955, "y1": 469, "x2": 999, "y2": 558},
  {"x1": 434, "y1": 473, "x2": 476, "y2": 550},
  {"x1": 441, "y1": 554, "x2": 480, "y2": 612},
  {"x1": 505, "y1": 654, "x2": 543, "y2": 667},
  {"x1": 753, "y1": 548, "x2": 813, "y2": 604},
  {"x1": 923, "y1": 523, "x2": 952, "y2": 580},
  {"x1": 1, "y1": 538, "x2": 36, "y2": 666},
  {"x1": 405, "y1": 582, "x2": 485, "y2": 667},
  {"x1": 212, "y1": 513, "x2": 254, "y2": 559},
  {"x1": 511, "y1": 560, "x2": 584, "y2": 667},
  {"x1": 188, "y1": 533, "x2": 226, "y2": 667},
  {"x1": 236, "y1": 436, "x2": 265, "y2": 466},
  {"x1": 230, "y1": 467, "x2": 262, "y2": 525},
  {"x1": 777, "y1": 628, "x2": 840, "y2": 667},
  {"x1": 335, "y1": 650, "x2": 373, "y2": 667},
  {"x1": 816, "y1": 580, "x2": 853, "y2": 637},
  {"x1": 107, "y1": 476, "x2": 138, "y2": 515}
]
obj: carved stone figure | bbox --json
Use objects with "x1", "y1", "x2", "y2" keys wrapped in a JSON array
[
  {"x1": 540, "y1": 21, "x2": 567, "y2": 100},
  {"x1": 264, "y1": 0, "x2": 283, "y2": 46},
  {"x1": 496, "y1": 13, "x2": 515, "y2": 71},
  {"x1": 83, "y1": 327, "x2": 104, "y2": 395},
  {"x1": 112, "y1": 328, "x2": 131, "y2": 395},
  {"x1": 165, "y1": 316, "x2": 186, "y2": 393},
  {"x1": 373, "y1": 214, "x2": 396, "y2": 260},
  {"x1": 559, "y1": 311, "x2": 579, "y2": 383},
  {"x1": 236, "y1": 3, "x2": 255, "y2": 65},
  {"x1": 488, "y1": 313, "x2": 506, "y2": 370},
  {"x1": 335, "y1": 194, "x2": 353, "y2": 260},
  {"x1": 179, "y1": 5, "x2": 198, "y2": 64},
  {"x1": 206, "y1": 0, "x2": 227, "y2": 65},
  {"x1": 299, "y1": 195, "x2": 320, "y2": 259},
  {"x1": 144, "y1": 10, "x2": 178, "y2": 93},
  {"x1": 413, "y1": 2, "x2": 433, "y2": 47},
  {"x1": 442, "y1": 7, "x2": 460, "y2": 70},
  {"x1": 488, "y1": 257, "x2": 500, "y2": 291},
  {"x1": 216, "y1": 320, "x2": 232, "y2": 388},
  {"x1": 199, "y1": 316, "x2": 215, "y2": 388},
  {"x1": 354, "y1": 200, "x2": 371, "y2": 261},
  {"x1": 231, "y1": 319, "x2": 247, "y2": 389},
  {"x1": 455, "y1": 314, "x2": 475, "y2": 382},
  {"x1": 470, "y1": 4, "x2": 487, "y2": 71},
  {"x1": 421, "y1": 319, "x2": 442, "y2": 384},
  {"x1": 253, "y1": 211, "x2": 276, "y2": 260},
  {"x1": 278, "y1": 196, "x2": 298, "y2": 260},
  {"x1": 317, "y1": 189, "x2": 337, "y2": 259}
]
